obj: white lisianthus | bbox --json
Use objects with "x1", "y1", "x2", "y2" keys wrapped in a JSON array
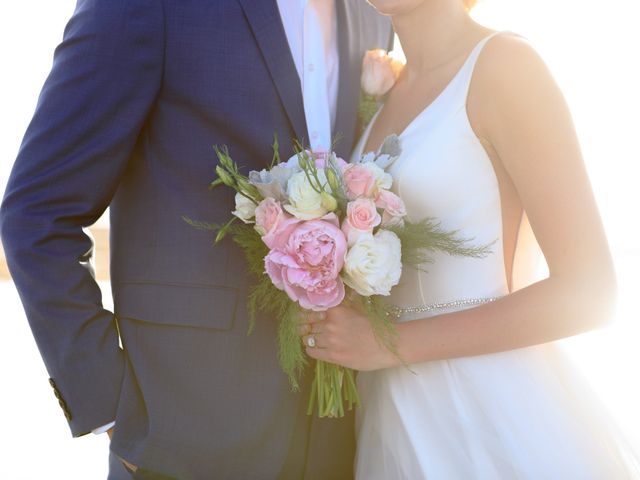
[
  {"x1": 363, "y1": 161, "x2": 393, "y2": 191},
  {"x1": 283, "y1": 169, "x2": 331, "y2": 220},
  {"x1": 342, "y1": 230, "x2": 402, "y2": 296},
  {"x1": 282, "y1": 152, "x2": 305, "y2": 170},
  {"x1": 232, "y1": 192, "x2": 256, "y2": 223}
]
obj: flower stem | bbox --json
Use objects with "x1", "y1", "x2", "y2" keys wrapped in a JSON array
[{"x1": 307, "y1": 360, "x2": 360, "y2": 418}]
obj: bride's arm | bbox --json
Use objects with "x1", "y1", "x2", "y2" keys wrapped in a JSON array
[{"x1": 302, "y1": 36, "x2": 617, "y2": 371}]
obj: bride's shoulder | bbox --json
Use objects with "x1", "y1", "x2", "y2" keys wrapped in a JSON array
[
  {"x1": 472, "y1": 33, "x2": 557, "y2": 99},
  {"x1": 468, "y1": 31, "x2": 571, "y2": 152},
  {"x1": 470, "y1": 32, "x2": 565, "y2": 121}
]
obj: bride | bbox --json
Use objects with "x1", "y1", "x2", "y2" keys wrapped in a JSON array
[{"x1": 299, "y1": 0, "x2": 640, "y2": 478}]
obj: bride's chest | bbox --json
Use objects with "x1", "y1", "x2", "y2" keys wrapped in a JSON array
[{"x1": 387, "y1": 119, "x2": 500, "y2": 225}]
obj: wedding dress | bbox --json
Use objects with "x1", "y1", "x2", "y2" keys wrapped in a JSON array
[{"x1": 351, "y1": 32, "x2": 640, "y2": 479}]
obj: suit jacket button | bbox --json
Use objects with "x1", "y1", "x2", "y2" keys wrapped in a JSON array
[
  {"x1": 64, "y1": 410, "x2": 72, "y2": 421},
  {"x1": 49, "y1": 378, "x2": 57, "y2": 388},
  {"x1": 53, "y1": 389, "x2": 62, "y2": 399}
]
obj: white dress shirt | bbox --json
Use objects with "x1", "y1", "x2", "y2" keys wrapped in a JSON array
[
  {"x1": 92, "y1": 0, "x2": 339, "y2": 435},
  {"x1": 277, "y1": 0, "x2": 339, "y2": 151}
]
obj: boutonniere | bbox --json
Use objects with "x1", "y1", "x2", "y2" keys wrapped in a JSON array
[{"x1": 359, "y1": 49, "x2": 404, "y2": 129}]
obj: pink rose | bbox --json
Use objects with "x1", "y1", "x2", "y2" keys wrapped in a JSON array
[
  {"x1": 343, "y1": 164, "x2": 377, "y2": 200},
  {"x1": 361, "y1": 49, "x2": 404, "y2": 97},
  {"x1": 342, "y1": 198, "x2": 381, "y2": 246},
  {"x1": 255, "y1": 198, "x2": 285, "y2": 237},
  {"x1": 264, "y1": 217, "x2": 347, "y2": 311}
]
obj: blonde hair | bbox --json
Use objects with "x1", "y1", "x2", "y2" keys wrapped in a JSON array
[{"x1": 463, "y1": 0, "x2": 477, "y2": 10}]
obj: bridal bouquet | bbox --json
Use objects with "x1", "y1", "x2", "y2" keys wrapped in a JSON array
[{"x1": 186, "y1": 136, "x2": 488, "y2": 417}]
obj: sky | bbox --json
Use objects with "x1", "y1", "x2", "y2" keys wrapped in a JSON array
[{"x1": 0, "y1": 0, "x2": 639, "y2": 477}]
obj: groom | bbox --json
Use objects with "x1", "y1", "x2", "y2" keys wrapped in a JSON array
[{"x1": 0, "y1": 1, "x2": 391, "y2": 478}]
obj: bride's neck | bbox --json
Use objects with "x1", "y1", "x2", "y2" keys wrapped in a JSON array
[{"x1": 392, "y1": 1, "x2": 478, "y2": 76}]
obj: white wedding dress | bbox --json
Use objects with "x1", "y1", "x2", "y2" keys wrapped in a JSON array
[{"x1": 351, "y1": 32, "x2": 640, "y2": 479}]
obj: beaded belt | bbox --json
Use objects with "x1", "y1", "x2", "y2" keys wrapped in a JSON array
[{"x1": 390, "y1": 297, "x2": 502, "y2": 319}]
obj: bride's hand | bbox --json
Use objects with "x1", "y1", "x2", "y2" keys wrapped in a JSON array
[{"x1": 299, "y1": 306, "x2": 399, "y2": 371}]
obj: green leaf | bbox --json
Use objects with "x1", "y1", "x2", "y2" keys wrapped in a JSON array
[
  {"x1": 214, "y1": 216, "x2": 238, "y2": 244},
  {"x1": 215, "y1": 165, "x2": 236, "y2": 188},
  {"x1": 181, "y1": 216, "x2": 221, "y2": 232},
  {"x1": 209, "y1": 177, "x2": 224, "y2": 189},
  {"x1": 227, "y1": 224, "x2": 307, "y2": 390},
  {"x1": 271, "y1": 133, "x2": 281, "y2": 167},
  {"x1": 388, "y1": 218, "x2": 494, "y2": 271},
  {"x1": 358, "y1": 92, "x2": 383, "y2": 133},
  {"x1": 359, "y1": 294, "x2": 399, "y2": 358},
  {"x1": 277, "y1": 303, "x2": 306, "y2": 391}
]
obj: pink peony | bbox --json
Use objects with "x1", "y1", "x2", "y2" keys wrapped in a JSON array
[
  {"x1": 261, "y1": 214, "x2": 300, "y2": 250},
  {"x1": 342, "y1": 198, "x2": 381, "y2": 246},
  {"x1": 255, "y1": 198, "x2": 285, "y2": 237},
  {"x1": 343, "y1": 164, "x2": 377, "y2": 200},
  {"x1": 264, "y1": 216, "x2": 347, "y2": 311}
]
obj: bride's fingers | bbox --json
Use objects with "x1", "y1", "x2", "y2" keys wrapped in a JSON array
[
  {"x1": 305, "y1": 343, "x2": 335, "y2": 363},
  {"x1": 305, "y1": 311, "x2": 327, "y2": 323},
  {"x1": 297, "y1": 323, "x2": 309, "y2": 336},
  {"x1": 301, "y1": 333, "x2": 325, "y2": 349},
  {"x1": 297, "y1": 311, "x2": 327, "y2": 336}
]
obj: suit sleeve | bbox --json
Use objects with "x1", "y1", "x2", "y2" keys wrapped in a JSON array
[{"x1": 0, "y1": 0, "x2": 164, "y2": 437}]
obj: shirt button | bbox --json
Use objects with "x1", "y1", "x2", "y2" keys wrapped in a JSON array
[
  {"x1": 311, "y1": 131, "x2": 319, "y2": 139},
  {"x1": 308, "y1": 63, "x2": 315, "y2": 72}
]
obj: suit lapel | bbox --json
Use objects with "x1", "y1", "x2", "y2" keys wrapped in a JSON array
[
  {"x1": 334, "y1": 0, "x2": 361, "y2": 159},
  {"x1": 237, "y1": 0, "x2": 308, "y2": 143}
]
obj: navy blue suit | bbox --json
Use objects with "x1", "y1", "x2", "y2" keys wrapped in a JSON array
[{"x1": 0, "y1": 0, "x2": 391, "y2": 478}]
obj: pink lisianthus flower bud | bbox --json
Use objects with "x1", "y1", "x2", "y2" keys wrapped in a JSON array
[
  {"x1": 313, "y1": 151, "x2": 349, "y2": 171},
  {"x1": 376, "y1": 189, "x2": 407, "y2": 227}
]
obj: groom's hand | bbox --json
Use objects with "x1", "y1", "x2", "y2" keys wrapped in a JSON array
[{"x1": 107, "y1": 428, "x2": 138, "y2": 473}]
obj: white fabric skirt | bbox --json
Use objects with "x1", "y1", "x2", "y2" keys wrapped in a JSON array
[{"x1": 355, "y1": 341, "x2": 640, "y2": 479}]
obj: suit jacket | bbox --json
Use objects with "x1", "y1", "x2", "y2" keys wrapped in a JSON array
[{"x1": 0, "y1": 0, "x2": 391, "y2": 478}]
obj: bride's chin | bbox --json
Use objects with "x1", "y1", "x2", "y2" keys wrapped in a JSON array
[{"x1": 366, "y1": 0, "x2": 425, "y2": 16}]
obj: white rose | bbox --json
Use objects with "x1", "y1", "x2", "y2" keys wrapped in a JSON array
[
  {"x1": 283, "y1": 169, "x2": 330, "y2": 220},
  {"x1": 363, "y1": 162, "x2": 393, "y2": 190},
  {"x1": 232, "y1": 192, "x2": 256, "y2": 223},
  {"x1": 342, "y1": 230, "x2": 402, "y2": 296}
]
